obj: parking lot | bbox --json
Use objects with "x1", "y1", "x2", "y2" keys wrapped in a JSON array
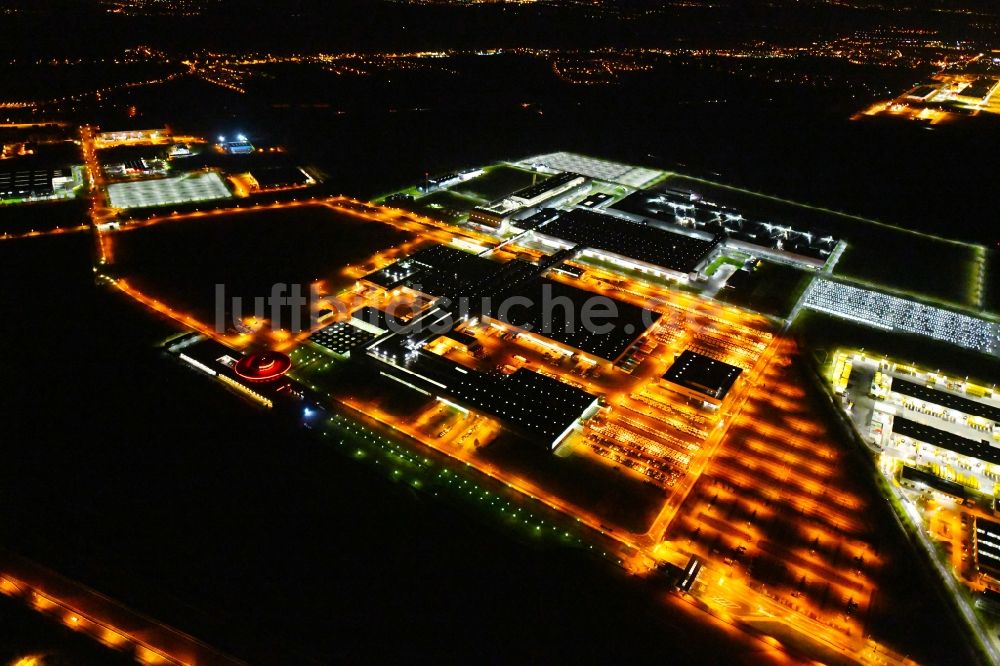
[{"x1": 666, "y1": 341, "x2": 880, "y2": 633}]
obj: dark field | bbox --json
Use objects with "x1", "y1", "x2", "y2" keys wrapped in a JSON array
[
  {"x1": 833, "y1": 239, "x2": 980, "y2": 310},
  {"x1": 0, "y1": 200, "x2": 88, "y2": 236},
  {"x1": 480, "y1": 433, "x2": 666, "y2": 534},
  {"x1": 1, "y1": 141, "x2": 81, "y2": 169},
  {"x1": 393, "y1": 189, "x2": 478, "y2": 224},
  {"x1": 453, "y1": 165, "x2": 541, "y2": 202},
  {"x1": 717, "y1": 260, "x2": 813, "y2": 319},
  {"x1": 112, "y1": 205, "x2": 414, "y2": 326},
  {"x1": 1, "y1": 62, "x2": 183, "y2": 100}
]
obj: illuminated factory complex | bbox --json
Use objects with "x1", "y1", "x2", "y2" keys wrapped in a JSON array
[
  {"x1": 354, "y1": 242, "x2": 612, "y2": 449},
  {"x1": 323, "y1": 197, "x2": 750, "y2": 448},
  {"x1": 68, "y1": 141, "x2": 998, "y2": 665},
  {"x1": 834, "y1": 351, "x2": 1000, "y2": 496}
]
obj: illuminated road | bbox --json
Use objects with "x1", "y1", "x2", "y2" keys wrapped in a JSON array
[
  {"x1": 81, "y1": 125, "x2": 116, "y2": 225},
  {"x1": 0, "y1": 549, "x2": 245, "y2": 666},
  {"x1": 0, "y1": 224, "x2": 89, "y2": 241}
]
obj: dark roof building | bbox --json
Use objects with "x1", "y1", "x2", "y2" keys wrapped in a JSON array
[
  {"x1": 905, "y1": 85, "x2": 940, "y2": 101},
  {"x1": 469, "y1": 173, "x2": 587, "y2": 231},
  {"x1": 361, "y1": 257, "x2": 425, "y2": 290},
  {"x1": 510, "y1": 172, "x2": 584, "y2": 205},
  {"x1": 448, "y1": 367, "x2": 597, "y2": 447},
  {"x1": 362, "y1": 245, "x2": 513, "y2": 300},
  {"x1": 900, "y1": 465, "x2": 968, "y2": 500},
  {"x1": 0, "y1": 168, "x2": 70, "y2": 198},
  {"x1": 662, "y1": 350, "x2": 742, "y2": 405},
  {"x1": 247, "y1": 166, "x2": 311, "y2": 190},
  {"x1": 352, "y1": 305, "x2": 405, "y2": 333},
  {"x1": 468, "y1": 206, "x2": 508, "y2": 229},
  {"x1": 609, "y1": 187, "x2": 838, "y2": 265},
  {"x1": 444, "y1": 328, "x2": 479, "y2": 350},
  {"x1": 892, "y1": 417, "x2": 1000, "y2": 465},
  {"x1": 538, "y1": 208, "x2": 721, "y2": 276},
  {"x1": 375, "y1": 348, "x2": 597, "y2": 449},
  {"x1": 958, "y1": 78, "x2": 1000, "y2": 103},
  {"x1": 890, "y1": 377, "x2": 1000, "y2": 423},
  {"x1": 976, "y1": 516, "x2": 1000, "y2": 577},
  {"x1": 486, "y1": 276, "x2": 660, "y2": 362},
  {"x1": 578, "y1": 192, "x2": 614, "y2": 209},
  {"x1": 122, "y1": 159, "x2": 149, "y2": 172},
  {"x1": 510, "y1": 207, "x2": 561, "y2": 232}
]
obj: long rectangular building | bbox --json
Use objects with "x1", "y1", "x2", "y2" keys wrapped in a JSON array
[
  {"x1": 890, "y1": 377, "x2": 1000, "y2": 424},
  {"x1": 892, "y1": 416, "x2": 1000, "y2": 466},
  {"x1": 900, "y1": 464, "x2": 968, "y2": 501},
  {"x1": 957, "y1": 78, "x2": 1000, "y2": 104},
  {"x1": 468, "y1": 172, "x2": 587, "y2": 231},
  {"x1": 374, "y1": 347, "x2": 597, "y2": 449},
  {"x1": 609, "y1": 187, "x2": 838, "y2": 267},
  {"x1": 536, "y1": 208, "x2": 721, "y2": 279},
  {"x1": 0, "y1": 168, "x2": 73, "y2": 199},
  {"x1": 362, "y1": 245, "x2": 512, "y2": 299},
  {"x1": 516, "y1": 152, "x2": 663, "y2": 188},
  {"x1": 509, "y1": 172, "x2": 585, "y2": 207},
  {"x1": 485, "y1": 276, "x2": 660, "y2": 362}
]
